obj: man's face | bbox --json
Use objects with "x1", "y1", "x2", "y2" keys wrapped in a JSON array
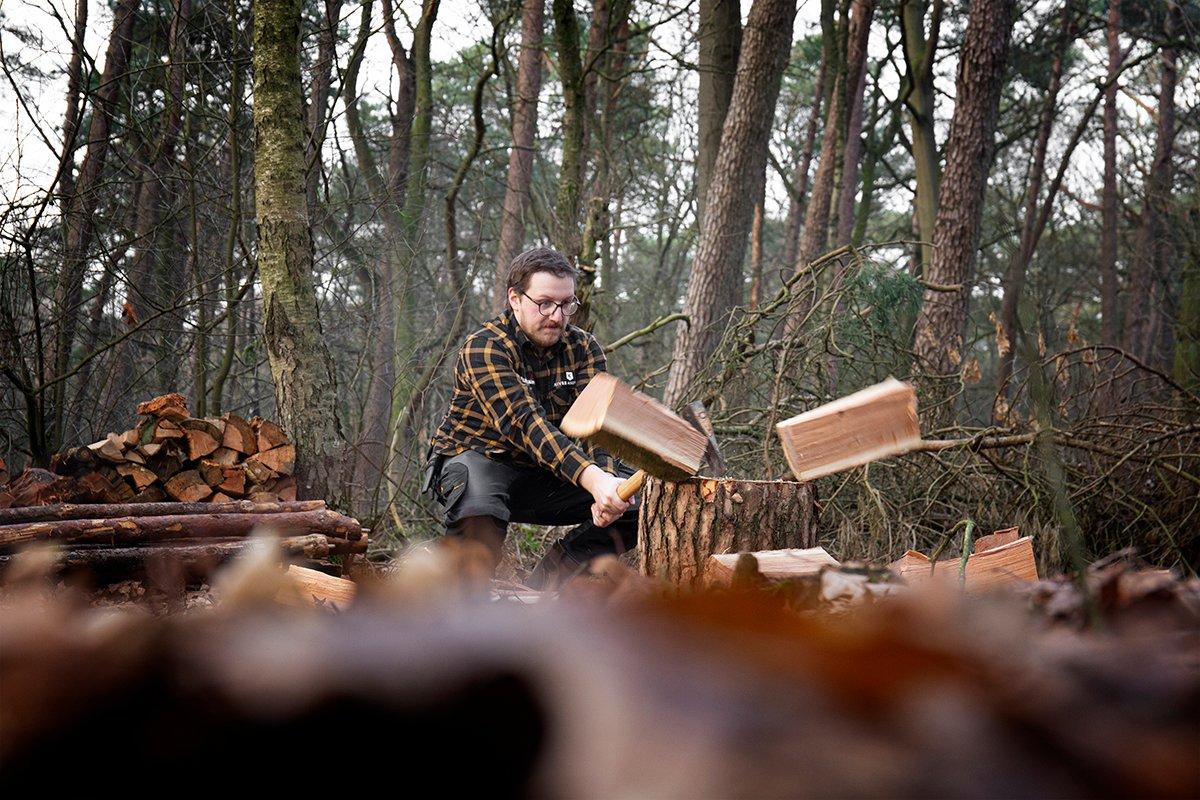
[{"x1": 508, "y1": 271, "x2": 577, "y2": 349}]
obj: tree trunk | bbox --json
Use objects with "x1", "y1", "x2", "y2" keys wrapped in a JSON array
[
  {"x1": 899, "y1": 0, "x2": 942, "y2": 275},
  {"x1": 252, "y1": 0, "x2": 347, "y2": 501},
  {"x1": 834, "y1": 0, "x2": 877, "y2": 248},
  {"x1": 1099, "y1": 0, "x2": 1121, "y2": 346},
  {"x1": 664, "y1": 0, "x2": 798, "y2": 406},
  {"x1": 55, "y1": 0, "x2": 88, "y2": 217},
  {"x1": 995, "y1": 4, "x2": 1071, "y2": 401},
  {"x1": 494, "y1": 0, "x2": 547, "y2": 310},
  {"x1": 790, "y1": 0, "x2": 845, "y2": 279},
  {"x1": 638, "y1": 477, "x2": 816, "y2": 587},
  {"x1": 552, "y1": 0, "x2": 586, "y2": 263},
  {"x1": 1125, "y1": 2, "x2": 1179, "y2": 362},
  {"x1": 304, "y1": 0, "x2": 345, "y2": 214},
  {"x1": 49, "y1": 0, "x2": 139, "y2": 451},
  {"x1": 696, "y1": 0, "x2": 742, "y2": 229},
  {"x1": 911, "y1": 0, "x2": 1015, "y2": 389},
  {"x1": 781, "y1": 53, "x2": 826, "y2": 269}
]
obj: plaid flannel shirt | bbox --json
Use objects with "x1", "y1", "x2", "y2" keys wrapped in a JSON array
[{"x1": 430, "y1": 308, "x2": 614, "y2": 485}]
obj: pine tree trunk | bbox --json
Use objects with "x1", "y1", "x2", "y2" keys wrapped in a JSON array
[
  {"x1": 781, "y1": 54, "x2": 826, "y2": 269},
  {"x1": 1099, "y1": 0, "x2": 1121, "y2": 346},
  {"x1": 911, "y1": 0, "x2": 1015, "y2": 392},
  {"x1": 900, "y1": 0, "x2": 942, "y2": 275},
  {"x1": 639, "y1": 477, "x2": 816, "y2": 586},
  {"x1": 665, "y1": 0, "x2": 797, "y2": 406},
  {"x1": 252, "y1": 0, "x2": 346, "y2": 501},
  {"x1": 696, "y1": 0, "x2": 742, "y2": 229},
  {"x1": 1125, "y1": 3, "x2": 1179, "y2": 362},
  {"x1": 495, "y1": 0, "x2": 546, "y2": 310},
  {"x1": 834, "y1": 0, "x2": 877, "y2": 248}
]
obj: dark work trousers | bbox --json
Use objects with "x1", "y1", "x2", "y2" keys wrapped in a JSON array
[{"x1": 429, "y1": 449, "x2": 640, "y2": 579}]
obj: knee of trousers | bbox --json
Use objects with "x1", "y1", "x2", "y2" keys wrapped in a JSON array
[{"x1": 434, "y1": 451, "x2": 515, "y2": 526}]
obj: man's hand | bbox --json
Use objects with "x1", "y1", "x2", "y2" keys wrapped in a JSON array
[{"x1": 579, "y1": 464, "x2": 631, "y2": 528}]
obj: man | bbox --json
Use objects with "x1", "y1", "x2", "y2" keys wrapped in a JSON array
[{"x1": 425, "y1": 247, "x2": 637, "y2": 588}]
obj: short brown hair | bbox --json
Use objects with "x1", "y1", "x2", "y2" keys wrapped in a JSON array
[{"x1": 506, "y1": 247, "x2": 578, "y2": 293}]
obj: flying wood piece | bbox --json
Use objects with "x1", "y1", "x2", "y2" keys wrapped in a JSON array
[
  {"x1": 775, "y1": 378, "x2": 921, "y2": 482},
  {"x1": 560, "y1": 373, "x2": 708, "y2": 500}
]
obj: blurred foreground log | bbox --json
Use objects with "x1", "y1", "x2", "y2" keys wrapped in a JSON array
[{"x1": 0, "y1": 563, "x2": 1196, "y2": 797}]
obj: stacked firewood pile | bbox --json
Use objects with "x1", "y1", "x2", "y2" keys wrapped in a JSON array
[
  {"x1": 11, "y1": 393, "x2": 299, "y2": 506},
  {"x1": 0, "y1": 394, "x2": 366, "y2": 584}
]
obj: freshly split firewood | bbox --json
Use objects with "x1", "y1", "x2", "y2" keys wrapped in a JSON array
[
  {"x1": 221, "y1": 414, "x2": 257, "y2": 455},
  {"x1": 776, "y1": 378, "x2": 921, "y2": 481},
  {"x1": 279, "y1": 564, "x2": 358, "y2": 610},
  {"x1": 0, "y1": 507, "x2": 363, "y2": 550},
  {"x1": 6, "y1": 395, "x2": 304, "y2": 506}
]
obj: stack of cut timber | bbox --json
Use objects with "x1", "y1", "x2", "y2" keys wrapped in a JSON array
[
  {"x1": 26, "y1": 393, "x2": 299, "y2": 507},
  {"x1": 891, "y1": 527, "x2": 1039, "y2": 591},
  {"x1": 0, "y1": 499, "x2": 367, "y2": 580}
]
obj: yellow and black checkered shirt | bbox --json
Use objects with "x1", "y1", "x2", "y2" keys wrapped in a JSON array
[{"x1": 430, "y1": 309, "x2": 614, "y2": 485}]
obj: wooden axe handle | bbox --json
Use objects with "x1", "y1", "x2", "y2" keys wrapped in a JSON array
[{"x1": 617, "y1": 470, "x2": 646, "y2": 501}]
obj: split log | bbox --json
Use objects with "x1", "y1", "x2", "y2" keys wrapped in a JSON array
[
  {"x1": 0, "y1": 508, "x2": 362, "y2": 549},
  {"x1": 152, "y1": 418, "x2": 186, "y2": 443},
  {"x1": 87, "y1": 434, "x2": 126, "y2": 463},
  {"x1": 222, "y1": 414, "x2": 258, "y2": 455},
  {"x1": 0, "y1": 499, "x2": 325, "y2": 525},
  {"x1": 116, "y1": 463, "x2": 158, "y2": 490},
  {"x1": 891, "y1": 535, "x2": 1039, "y2": 591},
  {"x1": 776, "y1": 378, "x2": 921, "y2": 481},
  {"x1": 279, "y1": 564, "x2": 357, "y2": 610},
  {"x1": 248, "y1": 444, "x2": 295, "y2": 476},
  {"x1": 163, "y1": 470, "x2": 212, "y2": 503},
  {"x1": 639, "y1": 477, "x2": 817, "y2": 586},
  {"x1": 254, "y1": 418, "x2": 290, "y2": 452},
  {"x1": 705, "y1": 546, "x2": 839, "y2": 587},
  {"x1": 137, "y1": 392, "x2": 190, "y2": 419},
  {"x1": 181, "y1": 419, "x2": 222, "y2": 460},
  {"x1": 208, "y1": 447, "x2": 241, "y2": 466},
  {"x1": 243, "y1": 459, "x2": 276, "y2": 485}
]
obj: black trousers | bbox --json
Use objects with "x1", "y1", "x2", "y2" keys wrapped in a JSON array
[{"x1": 429, "y1": 449, "x2": 640, "y2": 567}]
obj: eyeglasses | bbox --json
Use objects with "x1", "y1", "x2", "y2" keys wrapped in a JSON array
[{"x1": 520, "y1": 290, "x2": 580, "y2": 317}]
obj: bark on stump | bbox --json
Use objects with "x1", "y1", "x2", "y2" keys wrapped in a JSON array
[{"x1": 638, "y1": 477, "x2": 816, "y2": 586}]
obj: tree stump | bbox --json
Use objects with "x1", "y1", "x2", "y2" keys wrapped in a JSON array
[{"x1": 638, "y1": 477, "x2": 817, "y2": 586}]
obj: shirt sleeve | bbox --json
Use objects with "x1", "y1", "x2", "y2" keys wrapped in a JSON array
[{"x1": 462, "y1": 337, "x2": 595, "y2": 486}]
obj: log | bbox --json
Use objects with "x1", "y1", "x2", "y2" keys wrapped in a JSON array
[
  {"x1": 705, "y1": 546, "x2": 839, "y2": 587},
  {"x1": 243, "y1": 459, "x2": 276, "y2": 485},
  {"x1": 776, "y1": 378, "x2": 921, "y2": 481},
  {"x1": 116, "y1": 463, "x2": 158, "y2": 490},
  {"x1": 198, "y1": 460, "x2": 225, "y2": 487},
  {"x1": 4, "y1": 469, "x2": 75, "y2": 506},
  {"x1": 0, "y1": 534, "x2": 336, "y2": 578},
  {"x1": 639, "y1": 477, "x2": 817, "y2": 586},
  {"x1": 0, "y1": 499, "x2": 325, "y2": 525},
  {"x1": 164, "y1": 470, "x2": 212, "y2": 502},
  {"x1": 152, "y1": 418, "x2": 186, "y2": 443},
  {"x1": 279, "y1": 564, "x2": 357, "y2": 610},
  {"x1": 974, "y1": 526, "x2": 1019, "y2": 554},
  {"x1": 254, "y1": 418, "x2": 290, "y2": 452},
  {"x1": 87, "y1": 434, "x2": 126, "y2": 463},
  {"x1": 0, "y1": 508, "x2": 363, "y2": 549},
  {"x1": 137, "y1": 392, "x2": 190, "y2": 420},
  {"x1": 248, "y1": 444, "x2": 295, "y2": 476},
  {"x1": 208, "y1": 447, "x2": 241, "y2": 466},
  {"x1": 891, "y1": 536, "x2": 1039, "y2": 591},
  {"x1": 217, "y1": 466, "x2": 246, "y2": 496},
  {"x1": 181, "y1": 419, "x2": 222, "y2": 460},
  {"x1": 222, "y1": 414, "x2": 258, "y2": 455}
]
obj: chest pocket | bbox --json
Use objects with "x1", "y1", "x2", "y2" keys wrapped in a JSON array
[{"x1": 545, "y1": 383, "x2": 577, "y2": 418}]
